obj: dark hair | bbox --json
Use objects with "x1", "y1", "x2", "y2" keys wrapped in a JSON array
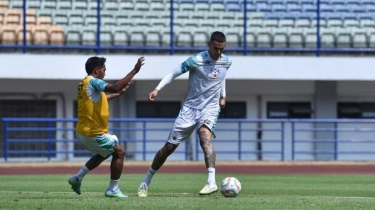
[
  {"x1": 85, "y1": 56, "x2": 106, "y2": 75},
  {"x1": 210, "y1": 31, "x2": 226, "y2": 43}
]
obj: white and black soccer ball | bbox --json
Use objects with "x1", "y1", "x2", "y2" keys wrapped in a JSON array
[{"x1": 220, "y1": 177, "x2": 241, "y2": 197}]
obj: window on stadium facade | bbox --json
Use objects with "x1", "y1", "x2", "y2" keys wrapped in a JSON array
[
  {"x1": 267, "y1": 102, "x2": 312, "y2": 119},
  {"x1": 136, "y1": 101, "x2": 181, "y2": 118},
  {"x1": 0, "y1": 100, "x2": 56, "y2": 158},
  {"x1": 337, "y1": 102, "x2": 375, "y2": 119},
  {"x1": 219, "y1": 102, "x2": 246, "y2": 118}
]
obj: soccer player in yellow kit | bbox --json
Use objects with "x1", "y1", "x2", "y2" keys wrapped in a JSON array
[{"x1": 68, "y1": 56, "x2": 145, "y2": 198}]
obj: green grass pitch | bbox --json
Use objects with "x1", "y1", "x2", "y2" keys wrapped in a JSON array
[{"x1": 0, "y1": 174, "x2": 375, "y2": 210}]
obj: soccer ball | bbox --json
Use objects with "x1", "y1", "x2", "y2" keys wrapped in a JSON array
[{"x1": 220, "y1": 177, "x2": 241, "y2": 197}]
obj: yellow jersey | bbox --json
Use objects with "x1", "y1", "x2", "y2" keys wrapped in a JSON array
[{"x1": 76, "y1": 76, "x2": 109, "y2": 136}]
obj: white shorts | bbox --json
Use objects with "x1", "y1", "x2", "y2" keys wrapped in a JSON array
[
  {"x1": 168, "y1": 105, "x2": 220, "y2": 145},
  {"x1": 76, "y1": 133, "x2": 119, "y2": 157}
]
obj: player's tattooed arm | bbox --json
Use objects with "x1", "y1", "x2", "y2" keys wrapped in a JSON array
[{"x1": 199, "y1": 131, "x2": 216, "y2": 168}]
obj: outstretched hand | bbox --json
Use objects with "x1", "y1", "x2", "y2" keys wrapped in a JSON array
[
  {"x1": 148, "y1": 89, "x2": 158, "y2": 101},
  {"x1": 133, "y1": 57, "x2": 145, "y2": 74}
]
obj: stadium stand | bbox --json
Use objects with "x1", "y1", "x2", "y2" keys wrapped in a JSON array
[{"x1": 0, "y1": 0, "x2": 374, "y2": 48}]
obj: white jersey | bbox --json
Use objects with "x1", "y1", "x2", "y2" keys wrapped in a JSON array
[{"x1": 156, "y1": 51, "x2": 232, "y2": 110}]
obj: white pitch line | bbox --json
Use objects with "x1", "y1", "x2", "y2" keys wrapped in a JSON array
[{"x1": 314, "y1": 196, "x2": 375, "y2": 200}]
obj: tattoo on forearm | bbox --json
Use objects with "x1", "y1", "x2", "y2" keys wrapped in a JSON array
[
  {"x1": 151, "y1": 143, "x2": 177, "y2": 170},
  {"x1": 199, "y1": 131, "x2": 216, "y2": 168}
]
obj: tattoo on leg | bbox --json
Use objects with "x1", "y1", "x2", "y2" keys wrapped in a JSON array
[
  {"x1": 151, "y1": 143, "x2": 177, "y2": 170},
  {"x1": 199, "y1": 131, "x2": 216, "y2": 168}
]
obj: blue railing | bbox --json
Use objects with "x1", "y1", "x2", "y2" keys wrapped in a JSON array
[
  {"x1": 3, "y1": 118, "x2": 375, "y2": 161},
  {"x1": 2, "y1": 0, "x2": 374, "y2": 56},
  {"x1": 1, "y1": 118, "x2": 286, "y2": 162},
  {"x1": 194, "y1": 119, "x2": 286, "y2": 161},
  {"x1": 290, "y1": 119, "x2": 375, "y2": 160}
]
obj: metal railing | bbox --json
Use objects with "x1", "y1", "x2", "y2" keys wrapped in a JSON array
[
  {"x1": 290, "y1": 119, "x2": 375, "y2": 160},
  {"x1": 1, "y1": 0, "x2": 374, "y2": 56},
  {"x1": 3, "y1": 118, "x2": 375, "y2": 162},
  {"x1": 1, "y1": 117, "x2": 286, "y2": 162}
]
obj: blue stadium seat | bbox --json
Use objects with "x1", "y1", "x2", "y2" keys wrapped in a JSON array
[
  {"x1": 81, "y1": 27, "x2": 97, "y2": 45},
  {"x1": 245, "y1": 30, "x2": 256, "y2": 47},
  {"x1": 356, "y1": 13, "x2": 373, "y2": 20},
  {"x1": 56, "y1": 0, "x2": 72, "y2": 10},
  {"x1": 298, "y1": 12, "x2": 315, "y2": 20},
  {"x1": 100, "y1": 26, "x2": 113, "y2": 46},
  {"x1": 226, "y1": 4, "x2": 241, "y2": 12},
  {"x1": 129, "y1": 28, "x2": 146, "y2": 46},
  {"x1": 282, "y1": 12, "x2": 301, "y2": 20},
  {"x1": 256, "y1": 28, "x2": 272, "y2": 47},
  {"x1": 257, "y1": 3, "x2": 272, "y2": 12},
  {"x1": 245, "y1": 4, "x2": 257, "y2": 12},
  {"x1": 365, "y1": 5, "x2": 375, "y2": 13},
  {"x1": 320, "y1": 28, "x2": 336, "y2": 48},
  {"x1": 41, "y1": 1, "x2": 57, "y2": 10},
  {"x1": 248, "y1": 19, "x2": 263, "y2": 28},
  {"x1": 265, "y1": 12, "x2": 284, "y2": 20},
  {"x1": 351, "y1": 5, "x2": 366, "y2": 13},
  {"x1": 361, "y1": 0, "x2": 375, "y2": 6},
  {"x1": 341, "y1": 13, "x2": 357, "y2": 20},
  {"x1": 254, "y1": 0, "x2": 269, "y2": 4},
  {"x1": 272, "y1": 28, "x2": 288, "y2": 47},
  {"x1": 304, "y1": 28, "x2": 317, "y2": 48},
  {"x1": 352, "y1": 28, "x2": 368, "y2": 48},
  {"x1": 192, "y1": 29, "x2": 209, "y2": 47},
  {"x1": 269, "y1": 0, "x2": 285, "y2": 5},
  {"x1": 327, "y1": 19, "x2": 342, "y2": 28},
  {"x1": 225, "y1": 0, "x2": 242, "y2": 4},
  {"x1": 344, "y1": 0, "x2": 359, "y2": 6},
  {"x1": 302, "y1": 4, "x2": 315, "y2": 13},
  {"x1": 112, "y1": 29, "x2": 129, "y2": 46},
  {"x1": 145, "y1": 28, "x2": 162, "y2": 47},
  {"x1": 330, "y1": 0, "x2": 345, "y2": 5},
  {"x1": 343, "y1": 19, "x2": 360, "y2": 28},
  {"x1": 279, "y1": 19, "x2": 295, "y2": 28},
  {"x1": 360, "y1": 19, "x2": 375, "y2": 28},
  {"x1": 27, "y1": 0, "x2": 42, "y2": 10},
  {"x1": 263, "y1": 19, "x2": 279, "y2": 27},
  {"x1": 119, "y1": 2, "x2": 134, "y2": 11},
  {"x1": 285, "y1": 0, "x2": 299, "y2": 5},
  {"x1": 289, "y1": 28, "x2": 304, "y2": 48},
  {"x1": 299, "y1": 0, "x2": 315, "y2": 6},
  {"x1": 272, "y1": 4, "x2": 287, "y2": 12},
  {"x1": 319, "y1": 0, "x2": 330, "y2": 5},
  {"x1": 334, "y1": 5, "x2": 350, "y2": 13},
  {"x1": 209, "y1": 0, "x2": 225, "y2": 3},
  {"x1": 287, "y1": 4, "x2": 302, "y2": 12},
  {"x1": 72, "y1": 1, "x2": 88, "y2": 10},
  {"x1": 369, "y1": 32, "x2": 375, "y2": 47},
  {"x1": 179, "y1": 0, "x2": 195, "y2": 3},
  {"x1": 323, "y1": 12, "x2": 342, "y2": 20},
  {"x1": 320, "y1": 4, "x2": 334, "y2": 13},
  {"x1": 336, "y1": 28, "x2": 352, "y2": 47},
  {"x1": 295, "y1": 19, "x2": 311, "y2": 28},
  {"x1": 103, "y1": 1, "x2": 118, "y2": 11}
]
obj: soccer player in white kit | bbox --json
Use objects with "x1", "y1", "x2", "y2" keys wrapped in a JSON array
[{"x1": 138, "y1": 31, "x2": 232, "y2": 197}]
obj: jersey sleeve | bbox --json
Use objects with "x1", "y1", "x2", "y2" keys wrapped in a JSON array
[
  {"x1": 224, "y1": 56, "x2": 232, "y2": 69},
  {"x1": 220, "y1": 79, "x2": 226, "y2": 98},
  {"x1": 180, "y1": 56, "x2": 199, "y2": 73},
  {"x1": 155, "y1": 56, "x2": 199, "y2": 91},
  {"x1": 89, "y1": 78, "x2": 108, "y2": 92}
]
